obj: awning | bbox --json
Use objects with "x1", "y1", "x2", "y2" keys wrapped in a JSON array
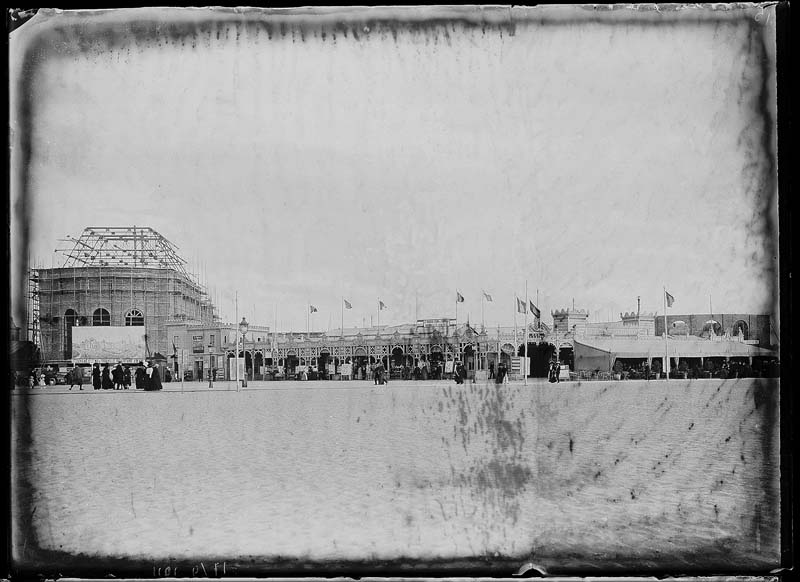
[{"x1": 574, "y1": 338, "x2": 777, "y2": 373}]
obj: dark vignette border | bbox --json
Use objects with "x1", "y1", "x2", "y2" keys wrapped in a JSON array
[
  {"x1": 775, "y1": 0, "x2": 793, "y2": 575},
  {"x1": 7, "y1": 4, "x2": 791, "y2": 579}
]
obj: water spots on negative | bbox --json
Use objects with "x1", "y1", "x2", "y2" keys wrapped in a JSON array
[{"x1": 11, "y1": 378, "x2": 779, "y2": 567}]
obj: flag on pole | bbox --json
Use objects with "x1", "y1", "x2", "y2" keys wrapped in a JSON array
[
  {"x1": 516, "y1": 297, "x2": 526, "y2": 314},
  {"x1": 665, "y1": 291, "x2": 675, "y2": 308},
  {"x1": 456, "y1": 292, "x2": 465, "y2": 303},
  {"x1": 483, "y1": 291, "x2": 493, "y2": 302},
  {"x1": 529, "y1": 300, "x2": 541, "y2": 319},
  {"x1": 379, "y1": 301, "x2": 387, "y2": 310},
  {"x1": 343, "y1": 299, "x2": 352, "y2": 309},
  {"x1": 309, "y1": 305, "x2": 318, "y2": 313}
]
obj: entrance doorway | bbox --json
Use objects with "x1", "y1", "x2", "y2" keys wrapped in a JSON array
[
  {"x1": 429, "y1": 348, "x2": 444, "y2": 379},
  {"x1": 523, "y1": 342, "x2": 555, "y2": 378},
  {"x1": 354, "y1": 348, "x2": 368, "y2": 380},
  {"x1": 391, "y1": 347, "x2": 404, "y2": 379},
  {"x1": 558, "y1": 345, "x2": 574, "y2": 370},
  {"x1": 319, "y1": 351, "x2": 331, "y2": 379},
  {"x1": 285, "y1": 354, "x2": 299, "y2": 378},
  {"x1": 463, "y1": 345, "x2": 475, "y2": 379}
]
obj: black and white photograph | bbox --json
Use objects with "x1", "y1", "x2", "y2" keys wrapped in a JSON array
[{"x1": 8, "y1": 5, "x2": 787, "y2": 578}]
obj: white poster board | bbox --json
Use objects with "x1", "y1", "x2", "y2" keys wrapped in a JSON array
[
  {"x1": 230, "y1": 358, "x2": 245, "y2": 380},
  {"x1": 444, "y1": 361, "x2": 454, "y2": 374},
  {"x1": 72, "y1": 326, "x2": 146, "y2": 363},
  {"x1": 559, "y1": 364, "x2": 571, "y2": 381},
  {"x1": 339, "y1": 363, "x2": 352, "y2": 377}
]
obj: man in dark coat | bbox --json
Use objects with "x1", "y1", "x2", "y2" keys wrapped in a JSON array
[
  {"x1": 92, "y1": 363, "x2": 101, "y2": 390},
  {"x1": 68, "y1": 366, "x2": 83, "y2": 390},
  {"x1": 135, "y1": 362, "x2": 148, "y2": 390},
  {"x1": 123, "y1": 366, "x2": 131, "y2": 389},
  {"x1": 101, "y1": 364, "x2": 113, "y2": 390},
  {"x1": 112, "y1": 364, "x2": 124, "y2": 390}
]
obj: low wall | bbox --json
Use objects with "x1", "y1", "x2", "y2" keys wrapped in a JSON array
[{"x1": 12, "y1": 378, "x2": 780, "y2": 575}]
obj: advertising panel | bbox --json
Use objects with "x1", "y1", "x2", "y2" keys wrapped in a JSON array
[
  {"x1": 72, "y1": 326, "x2": 146, "y2": 363},
  {"x1": 192, "y1": 335, "x2": 205, "y2": 353}
]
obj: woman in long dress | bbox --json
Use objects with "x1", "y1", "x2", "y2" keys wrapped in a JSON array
[
  {"x1": 92, "y1": 363, "x2": 101, "y2": 390},
  {"x1": 149, "y1": 364, "x2": 163, "y2": 391},
  {"x1": 135, "y1": 363, "x2": 147, "y2": 390},
  {"x1": 101, "y1": 364, "x2": 113, "y2": 390},
  {"x1": 112, "y1": 364, "x2": 124, "y2": 390}
]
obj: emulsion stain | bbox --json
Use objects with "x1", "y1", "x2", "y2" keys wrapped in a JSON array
[{"x1": 439, "y1": 385, "x2": 533, "y2": 525}]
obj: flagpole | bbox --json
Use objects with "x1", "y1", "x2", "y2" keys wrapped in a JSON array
[
  {"x1": 307, "y1": 301, "x2": 309, "y2": 334},
  {"x1": 341, "y1": 297, "x2": 344, "y2": 337},
  {"x1": 455, "y1": 290, "x2": 458, "y2": 325},
  {"x1": 513, "y1": 294, "x2": 518, "y2": 378},
  {"x1": 709, "y1": 293, "x2": 713, "y2": 338},
  {"x1": 497, "y1": 323, "x2": 501, "y2": 369},
  {"x1": 524, "y1": 281, "x2": 528, "y2": 386},
  {"x1": 377, "y1": 298, "x2": 380, "y2": 328},
  {"x1": 235, "y1": 291, "x2": 239, "y2": 392},
  {"x1": 481, "y1": 293, "x2": 485, "y2": 330},
  {"x1": 663, "y1": 286, "x2": 669, "y2": 380}
]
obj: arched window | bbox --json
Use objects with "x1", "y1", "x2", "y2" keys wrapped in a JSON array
[
  {"x1": 64, "y1": 309, "x2": 78, "y2": 327},
  {"x1": 93, "y1": 308, "x2": 110, "y2": 326},
  {"x1": 125, "y1": 309, "x2": 145, "y2": 326}
]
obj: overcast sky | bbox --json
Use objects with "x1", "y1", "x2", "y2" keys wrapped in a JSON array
[{"x1": 10, "y1": 6, "x2": 779, "y2": 333}]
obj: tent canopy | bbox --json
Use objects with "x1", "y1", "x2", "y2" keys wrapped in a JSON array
[{"x1": 574, "y1": 338, "x2": 777, "y2": 372}]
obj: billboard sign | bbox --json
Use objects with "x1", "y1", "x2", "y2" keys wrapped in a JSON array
[
  {"x1": 72, "y1": 326, "x2": 147, "y2": 363},
  {"x1": 192, "y1": 335, "x2": 205, "y2": 353}
]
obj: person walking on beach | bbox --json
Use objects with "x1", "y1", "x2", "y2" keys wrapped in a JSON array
[
  {"x1": 68, "y1": 366, "x2": 83, "y2": 390},
  {"x1": 92, "y1": 363, "x2": 101, "y2": 390}
]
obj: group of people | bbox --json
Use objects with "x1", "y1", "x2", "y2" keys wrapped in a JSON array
[
  {"x1": 83, "y1": 362, "x2": 163, "y2": 391},
  {"x1": 548, "y1": 359, "x2": 562, "y2": 383},
  {"x1": 25, "y1": 368, "x2": 52, "y2": 388},
  {"x1": 493, "y1": 361, "x2": 509, "y2": 384},
  {"x1": 453, "y1": 362, "x2": 468, "y2": 384},
  {"x1": 87, "y1": 363, "x2": 132, "y2": 390},
  {"x1": 372, "y1": 362, "x2": 388, "y2": 385}
]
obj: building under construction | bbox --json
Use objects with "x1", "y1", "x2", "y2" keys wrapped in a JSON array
[{"x1": 33, "y1": 227, "x2": 216, "y2": 363}]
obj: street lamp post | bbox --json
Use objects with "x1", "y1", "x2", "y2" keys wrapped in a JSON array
[{"x1": 239, "y1": 317, "x2": 249, "y2": 390}]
